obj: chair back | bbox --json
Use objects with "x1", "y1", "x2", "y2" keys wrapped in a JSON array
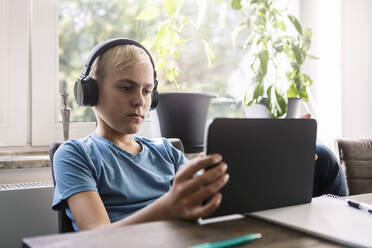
[
  {"x1": 337, "y1": 139, "x2": 372, "y2": 195},
  {"x1": 49, "y1": 142, "x2": 75, "y2": 233},
  {"x1": 49, "y1": 138, "x2": 184, "y2": 233}
]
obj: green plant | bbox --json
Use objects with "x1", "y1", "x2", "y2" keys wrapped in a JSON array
[
  {"x1": 135, "y1": 0, "x2": 215, "y2": 92},
  {"x1": 229, "y1": 0, "x2": 317, "y2": 118}
]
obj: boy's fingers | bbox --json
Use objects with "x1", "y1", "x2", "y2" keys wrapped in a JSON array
[
  {"x1": 181, "y1": 163, "x2": 228, "y2": 197},
  {"x1": 192, "y1": 193, "x2": 222, "y2": 219},
  {"x1": 298, "y1": 113, "x2": 311, "y2": 119},
  {"x1": 188, "y1": 174, "x2": 229, "y2": 206},
  {"x1": 177, "y1": 154, "x2": 223, "y2": 180},
  {"x1": 192, "y1": 162, "x2": 227, "y2": 186}
]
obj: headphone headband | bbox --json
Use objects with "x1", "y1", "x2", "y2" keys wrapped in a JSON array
[{"x1": 79, "y1": 38, "x2": 157, "y2": 80}]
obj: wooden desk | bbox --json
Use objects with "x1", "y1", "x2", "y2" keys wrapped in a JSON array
[{"x1": 23, "y1": 193, "x2": 372, "y2": 248}]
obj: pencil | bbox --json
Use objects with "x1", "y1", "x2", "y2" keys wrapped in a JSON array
[{"x1": 189, "y1": 233, "x2": 262, "y2": 248}]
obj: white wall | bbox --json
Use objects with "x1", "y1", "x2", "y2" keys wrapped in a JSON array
[
  {"x1": 300, "y1": 0, "x2": 342, "y2": 146},
  {"x1": 0, "y1": 187, "x2": 58, "y2": 248},
  {"x1": 300, "y1": 0, "x2": 372, "y2": 143},
  {"x1": 341, "y1": 0, "x2": 372, "y2": 139}
]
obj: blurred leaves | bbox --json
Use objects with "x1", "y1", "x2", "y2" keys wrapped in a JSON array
[
  {"x1": 257, "y1": 50, "x2": 268, "y2": 81},
  {"x1": 164, "y1": 0, "x2": 180, "y2": 16},
  {"x1": 231, "y1": 24, "x2": 246, "y2": 48},
  {"x1": 135, "y1": 6, "x2": 160, "y2": 20},
  {"x1": 202, "y1": 39, "x2": 215, "y2": 68},
  {"x1": 228, "y1": 0, "x2": 317, "y2": 118},
  {"x1": 288, "y1": 14, "x2": 302, "y2": 35},
  {"x1": 267, "y1": 85, "x2": 287, "y2": 118},
  {"x1": 231, "y1": 0, "x2": 242, "y2": 10},
  {"x1": 244, "y1": 82, "x2": 264, "y2": 106},
  {"x1": 137, "y1": 0, "x2": 216, "y2": 91}
]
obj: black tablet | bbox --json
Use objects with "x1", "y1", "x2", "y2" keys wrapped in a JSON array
[{"x1": 205, "y1": 118, "x2": 317, "y2": 218}]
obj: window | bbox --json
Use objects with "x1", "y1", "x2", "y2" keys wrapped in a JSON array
[
  {"x1": 1, "y1": 0, "x2": 303, "y2": 148},
  {"x1": 31, "y1": 0, "x2": 249, "y2": 146},
  {"x1": 57, "y1": 0, "x2": 246, "y2": 123}
]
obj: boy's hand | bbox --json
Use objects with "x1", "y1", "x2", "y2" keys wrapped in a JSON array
[
  {"x1": 299, "y1": 113, "x2": 311, "y2": 119},
  {"x1": 163, "y1": 154, "x2": 229, "y2": 220}
]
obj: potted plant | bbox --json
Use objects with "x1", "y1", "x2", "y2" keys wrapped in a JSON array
[
  {"x1": 135, "y1": 0, "x2": 215, "y2": 153},
  {"x1": 229, "y1": 0, "x2": 317, "y2": 118}
]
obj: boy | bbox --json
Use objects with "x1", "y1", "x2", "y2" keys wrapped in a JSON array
[{"x1": 52, "y1": 38, "x2": 346, "y2": 231}]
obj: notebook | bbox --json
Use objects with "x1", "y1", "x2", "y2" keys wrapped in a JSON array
[
  {"x1": 249, "y1": 195, "x2": 372, "y2": 248},
  {"x1": 204, "y1": 118, "x2": 317, "y2": 218}
]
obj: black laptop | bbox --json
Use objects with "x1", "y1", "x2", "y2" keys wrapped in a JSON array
[{"x1": 205, "y1": 118, "x2": 317, "y2": 218}]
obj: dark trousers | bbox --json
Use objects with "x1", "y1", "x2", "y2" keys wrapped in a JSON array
[{"x1": 313, "y1": 145, "x2": 348, "y2": 197}]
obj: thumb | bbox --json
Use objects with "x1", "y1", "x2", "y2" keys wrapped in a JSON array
[{"x1": 299, "y1": 113, "x2": 311, "y2": 119}]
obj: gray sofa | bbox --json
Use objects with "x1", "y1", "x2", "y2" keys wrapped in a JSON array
[{"x1": 337, "y1": 139, "x2": 372, "y2": 195}]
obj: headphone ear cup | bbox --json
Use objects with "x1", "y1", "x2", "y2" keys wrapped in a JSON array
[
  {"x1": 74, "y1": 79, "x2": 85, "y2": 106},
  {"x1": 74, "y1": 77, "x2": 99, "y2": 106},
  {"x1": 150, "y1": 85, "x2": 159, "y2": 110}
]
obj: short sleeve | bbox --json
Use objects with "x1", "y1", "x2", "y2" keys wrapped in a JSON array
[
  {"x1": 52, "y1": 140, "x2": 98, "y2": 210},
  {"x1": 162, "y1": 139, "x2": 188, "y2": 172}
]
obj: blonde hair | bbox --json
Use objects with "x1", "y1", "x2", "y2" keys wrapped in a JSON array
[{"x1": 88, "y1": 45, "x2": 151, "y2": 83}]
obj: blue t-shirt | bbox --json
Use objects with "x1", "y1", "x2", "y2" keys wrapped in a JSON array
[{"x1": 52, "y1": 133, "x2": 186, "y2": 230}]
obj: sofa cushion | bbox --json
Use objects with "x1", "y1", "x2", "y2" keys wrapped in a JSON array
[{"x1": 337, "y1": 139, "x2": 372, "y2": 195}]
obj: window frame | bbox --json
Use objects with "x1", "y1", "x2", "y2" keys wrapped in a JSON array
[
  {"x1": 0, "y1": 0, "x2": 29, "y2": 147},
  {"x1": 31, "y1": 0, "x2": 96, "y2": 146}
]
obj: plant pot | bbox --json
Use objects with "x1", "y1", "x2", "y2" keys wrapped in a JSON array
[
  {"x1": 156, "y1": 92, "x2": 215, "y2": 153},
  {"x1": 243, "y1": 98, "x2": 302, "y2": 118}
]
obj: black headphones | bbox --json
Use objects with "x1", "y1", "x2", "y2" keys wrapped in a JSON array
[{"x1": 74, "y1": 38, "x2": 159, "y2": 110}]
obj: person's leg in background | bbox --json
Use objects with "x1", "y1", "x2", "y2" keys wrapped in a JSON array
[{"x1": 313, "y1": 145, "x2": 348, "y2": 197}]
